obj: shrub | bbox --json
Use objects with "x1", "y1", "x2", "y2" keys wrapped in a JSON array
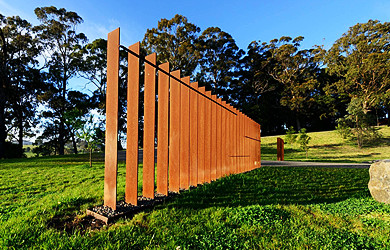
[
  {"x1": 297, "y1": 128, "x2": 311, "y2": 158},
  {"x1": 335, "y1": 118, "x2": 352, "y2": 139},
  {"x1": 285, "y1": 126, "x2": 298, "y2": 144}
]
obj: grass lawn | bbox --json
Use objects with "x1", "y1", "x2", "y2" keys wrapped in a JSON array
[
  {"x1": 1, "y1": 151, "x2": 390, "y2": 249},
  {"x1": 261, "y1": 126, "x2": 390, "y2": 163}
]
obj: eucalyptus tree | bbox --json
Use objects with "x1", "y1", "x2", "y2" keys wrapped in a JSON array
[
  {"x1": 196, "y1": 27, "x2": 243, "y2": 100},
  {"x1": 142, "y1": 14, "x2": 200, "y2": 77},
  {"x1": 0, "y1": 14, "x2": 42, "y2": 158},
  {"x1": 34, "y1": 6, "x2": 87, "y2": 155},
  {"x1": 326, "y1": 19, "x2": 390, "y2": 117}
]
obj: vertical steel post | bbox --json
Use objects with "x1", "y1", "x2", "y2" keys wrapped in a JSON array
[
  {"x1": 216, "y1": 98, "x2": 222, "y2": 179},
  {"x1": 189, "y1": 82, "x2": 198, "y2": 186},
  {"x1": 197, "y1": 87, "x2": 206, "y2": 184},
  {"x1": 143, "y1": 53, "x2": 157, "y2": 199},
  {"x1": 169, "y1": 70, "x2": 181, "y2": 192},
  {"x1": 204, "y1": 91, "x2": 212, "y2": 183},
  {"x1": 277, "y1": 137, "x2": 284, "y2": 161},
  {"x1": 125, "y1": 42, "x2": 140, "y2": 205},
  {"x1": 211, "y1": 95, "x2": 217, "y2": 180},
  {"x1": 157, "y1": 62, "x2": 170, "y2": 196},
  {"x1": 221, "y1": 101, "x2": 226, "y2": 177},
  {"x1": 104, "y1": 28, "x2": 120, "y2": 210},
  {"x1": 180, "y1": 77, "x2": 190, "y2": 190}
]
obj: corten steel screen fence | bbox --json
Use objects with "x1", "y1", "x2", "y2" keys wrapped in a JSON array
[{"x1": 104, "y1": 28, "x2": 261, "y2": 210}]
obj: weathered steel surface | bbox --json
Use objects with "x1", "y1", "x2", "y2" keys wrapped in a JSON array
[
  {"x1": 233, "y1": 108, "x2": 238, "y2": 174},
  {"x1": 221, "y1": 101, "x2": 226, "y2": 177},
  {"x1": 197, "y1": 87, "x2": 206, "y2": 184},
  {"x1": 216, "y1": 98, "x2": 222, "y2": 179},
  {"x1": 104, "y1": 28, "x2": 120, "y2": 210},
  {"x1": 180, "y1": 77, "x2": 190, "y2": 190},
  {"x1": 211, "y1": 95, "x2": 217, "y2": 180},
  {"x1": 259, "y1": 124, "x2": 262, "y2": 166},
  {"x1": 169, "y1": 70, "x2": 181, "y2": 192},
  {"x1": 204, "y1": 91, "x2": 212, "y2": 183},
  {"x1": 277, "y1": 137, "x2": 284, "y2": 161},
  {"x1": 125, "y1": 42, "x2": 140, "y2": 205},
  {"x1": 227, "y1": 105, "x2": 232, "y2": 175},
  {"x1": 157, "y1": 62, "x2": 170, "y2": 196},
  {"x1": 102, "y1": 29, "x2": 264, "y2": 213},
  {"x1": 189, "y1": 82, "x2": 198, "y2": 187},
  {"x1": 143, "y1": 53, "x2": 157, "y2": 199}
]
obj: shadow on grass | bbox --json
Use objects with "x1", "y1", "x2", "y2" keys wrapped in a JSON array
[
  {"x1": 310, "y1": 143, "x2": 343, "y2": 149},
  {"x1": 164, "y1": 166, "x2": 370, "y2": 210},
  {"x1": 47, "y1": 197, "x2": 99, "y2": 233}
]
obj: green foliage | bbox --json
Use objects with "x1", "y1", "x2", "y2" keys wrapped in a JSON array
[
  {"x1": 285, "y1": 126, "x2": 298, "y2": 144},
  {"x1": 297, "y1": 128, "x2": 311, "y2": 158},
  {"x1": 142, "y1": 14, "x2": 200, "y2": 77},
  {"x1": 337, "y1": 97, "x2": 383, "y2": 148},
  {"x1": 335, "y1": 118, "x2": 352, "y2": 139},
  {"x1": 32, "y1": 142, "x2": 54, "y2": 157},
  {"x1": 326, "y1": 19, "x2": 390, "y2": 112},
  {"x1": 0, "y1": 14, "x2": 43, "y2": 159},
  {"x1": 34, "y1": 6, "x2": 88, "y2": 155},
  {"x1": 76, "y1": 116, "x2": 103, "y2": 167},
  {"x1": 196, "y1": 27, "x2": 243, "y2": 99},
  {"x1": 229, "y1": 205, "x2": 290, "y2": 226}
]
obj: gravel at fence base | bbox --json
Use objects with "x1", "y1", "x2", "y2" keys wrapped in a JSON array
[{"x1": 89, "y1": 192, "x2": 178, "y2": 219}]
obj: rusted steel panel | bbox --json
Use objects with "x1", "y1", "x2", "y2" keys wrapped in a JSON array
[
  {"x1": 221, "y1": 101, "x2": 227, "y2": 177},
  {"x1": 197, "y1": 87, "x2": 206, "y2": 184},
  {"x1": 233, "y1": 108, "x2": 238, "y2": 174},
  {"x1": 227, "y1": 104, "x2": 233, "y2": 175},
  {"x1": 240, "y1": 111, "x2": 245, "y2": 173},
  {"x1": 210, "y1": 95, "x2": 217, "y2": 180},
  {"x1": 216, "y1": 98, "x2": 222, "y2": 179},
  {"x1": 277, "y1": 137, "x2": 284, "y2": 161},
  {"x1": 259, "y1": 124, "x2": 262, "y2": 166},
  {"x1": 189, "y1": 82, "x2": 198, "y2": 187},
  {"x1": 169, "y1": 70, "x2": 181, "y2": 192},
  {"x1": 180, "y1": 77, "x2": 190, "y2": 190},
  {"x1": 143, "y1": 53, "x2": 157, "y2": 199},
  {"x1": 157, "y1": 62, "x2": 170, "y2": 196},
  {"x1": 125, "y1": 42, "x2": 140, "y2": 205},
  {"x1": 104, "y1": 28, "x2": 120, "y2": 210},
  {"x1": 245, "y1": 115, "x2": 249, "y2": 171},
  {"x1": 204, "y1": 91, "x2": 212, "y2": 183}
]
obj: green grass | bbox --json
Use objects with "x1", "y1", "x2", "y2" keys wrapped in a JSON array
[
  {"x1": 261, "y1": 125, "x2": 390, "y2": 163},
  {"x1": 1, "y1": 152, "x2": 390, "y2": 249}
]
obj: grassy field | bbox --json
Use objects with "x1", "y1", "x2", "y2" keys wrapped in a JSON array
[
  {"x1": 1, "y1": 150, "x2": 390, "y2": 249},
  {"x1": 261, "y1": 126, "x2": 390, "y2": 163}
]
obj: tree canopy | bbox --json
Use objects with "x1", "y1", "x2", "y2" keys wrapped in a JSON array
[{"x1": 2, "y1": 10, "x2": 390, "y2": 158}]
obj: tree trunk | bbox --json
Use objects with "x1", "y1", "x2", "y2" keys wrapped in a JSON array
[
  {"x1": 0, "y1": 101, "x2": 5, "y2": 159},
  {"x1": 376, "y1": 108, "x2": 379, "y2": 126},
  {"x1": 18, "y1": 114, "x2": 23, "y2": 158},
  {"x1": 71, "y1": 131, "x2": 78, "y2": 154},
  {"x1": 59, "y1": 119, "x2": 65, "y2": 155},
  {"x1": 296, "y1": 117, "x2": 301, "y2": 131},
  {"x1": 90, "y1": 148, "x2": 92, "y2": 168},
  {"x1": 59, "y1": 76, "x2": 67, "y2": 155}
]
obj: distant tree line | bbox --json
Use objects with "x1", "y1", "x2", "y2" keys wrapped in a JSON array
[{"x1": 1, "y1": 7, "x2": 389, "y2": 158}]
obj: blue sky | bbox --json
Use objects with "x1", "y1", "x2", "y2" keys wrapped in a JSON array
[
  {"x1": 1, "y1": 0, "x2": 390, "y2": 90},
  {"x1": 2, "y1": 0, "x2": 390, "y2": 50}
]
